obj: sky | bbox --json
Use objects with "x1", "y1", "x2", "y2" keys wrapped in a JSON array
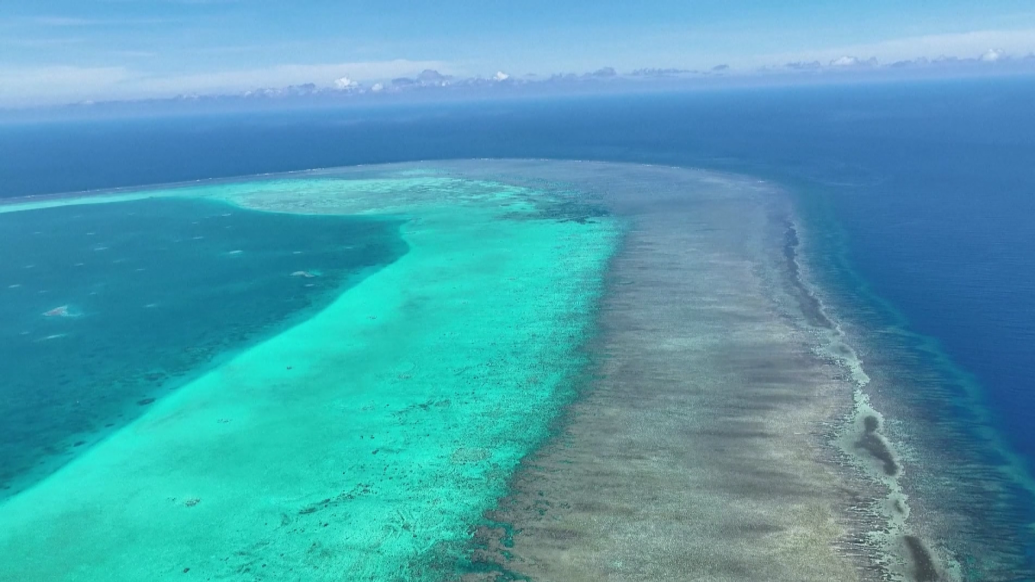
[{"x1": 1, "y1": 1, "x2": 1035, "y2": 106}]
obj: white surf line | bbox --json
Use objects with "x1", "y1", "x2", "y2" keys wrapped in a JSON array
[
  {"x1": 790, "y1": 214, "x2": 963, "y2": 582},
  {"x1": 795, "y1": 203, "x2": 1035, "y2": 565}
]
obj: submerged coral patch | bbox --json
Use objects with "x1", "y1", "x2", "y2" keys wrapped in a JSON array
[{"x1": 855, "y1": 414, "x2": 900, "y2": 477}]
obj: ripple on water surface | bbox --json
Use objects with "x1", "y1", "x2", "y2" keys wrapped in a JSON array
[{"x1": 0, "y1": 197, "x2": 407, "y2": 498}]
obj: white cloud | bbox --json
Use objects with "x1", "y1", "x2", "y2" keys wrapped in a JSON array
[
  {"x1": 830, "y1": 56, "x2": 859, "y2": 67},
  {"x1": 981, "y1": 48, "x2": 1005, "y2": 62},
  {"x1": 0, "y1": 59, "x2": 451, "y2": 106},
  {"x1": 828, "y1": 56, "x2": 878, "y2": 68},
  {"x1": 333, "y1": 76, "x2": 359, "y2": 90},
  {"x1": 0, "y1": 66, "x2": 131, "y2": 106},
  {"x1": 494, "y1": 71, "x2": 510, "y2": 81},
  {"x1": 760, "y1": 28, "x2": 1035, "y2": 68},
  {"x1": 135, "y1": 60, "x2": 451, "y2": 94}
]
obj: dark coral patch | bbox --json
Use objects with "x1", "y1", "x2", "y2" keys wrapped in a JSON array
[
  {"x1": 863, "y1": 414, "x2": 880, "y2": 433},
  {"x1": 904, "y1": 535, "x2": 940, "y2": 581},
  {"x1": 855, "y1": 415, "x2": 900, "y2": 476}
]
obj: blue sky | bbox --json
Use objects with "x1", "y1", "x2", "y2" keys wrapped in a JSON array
[{"x1": 2, "y1": 1, "x2": 1035, "y2": 106}]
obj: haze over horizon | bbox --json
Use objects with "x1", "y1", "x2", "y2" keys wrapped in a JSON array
[{"x1": 2, "y1": 1, "x2": 1035, "y2": 107}]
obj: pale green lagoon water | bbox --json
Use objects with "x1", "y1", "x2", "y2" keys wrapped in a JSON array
[
  {"x1": 0, "y1": 196, "x2": 406, "y2": 500},
  {"x1": 0, "y1": 165, "x2": 620, "y2": 581}
]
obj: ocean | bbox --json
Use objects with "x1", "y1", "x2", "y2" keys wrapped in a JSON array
[{"x1": 1, "y1": 76, "x2": 1033, "y2": 579}]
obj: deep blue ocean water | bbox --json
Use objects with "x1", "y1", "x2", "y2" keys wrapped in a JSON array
[
  {"x1": 0, "y1": 197, "x2": 405, "y2": 497},
  {"x1": 2, "y1": 77, "x2": 1034, "y2": 573}
]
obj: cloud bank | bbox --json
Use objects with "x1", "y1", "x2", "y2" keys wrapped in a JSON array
[
  {"x1": 0, "y1": 60, "x2": 451, "y2": 107},
  {"x1": 761, "y1": 28, "x2": 1035, "y2": 67},
  {"x1": 2, "y1": 26, "x2": 1035, "y2": 109}
]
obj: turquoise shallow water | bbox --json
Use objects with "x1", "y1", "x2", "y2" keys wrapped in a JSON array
[
  {"x1": 0, "y1": 168, "x2": 621, "y2": 582},
  {"x1": 0, "y1": 196, "x2": 406, "y2": 497}
]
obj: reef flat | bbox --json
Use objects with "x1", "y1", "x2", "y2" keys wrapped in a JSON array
[
  {"x1": 439, "y1": 161, "x2": 864, "y2": 581},
  {"x1": 0, "y1": 167, "x2": 619, "y2": 580},
  {"x1": 436, "y1": 161, "x2": 1024, "y2": 582}
]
